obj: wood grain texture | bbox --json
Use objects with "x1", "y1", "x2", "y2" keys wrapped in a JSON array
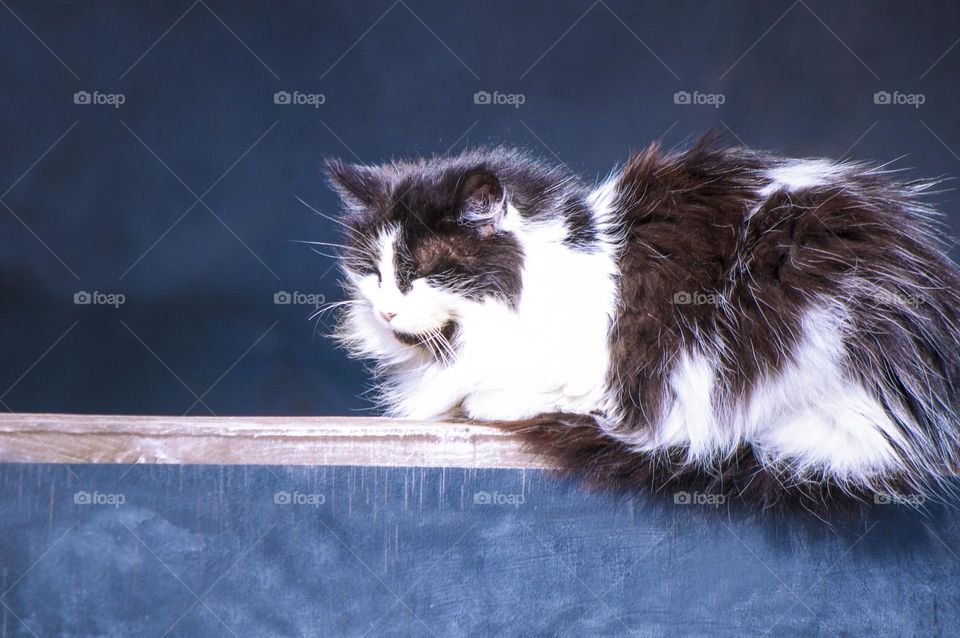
[{"x1": 0, "y1": 413, "x2": 555, "y2": 468}]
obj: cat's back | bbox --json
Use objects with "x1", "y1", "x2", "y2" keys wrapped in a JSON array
[{"x1": 611, "y1": 139, "x2": 953, "y2": 307}]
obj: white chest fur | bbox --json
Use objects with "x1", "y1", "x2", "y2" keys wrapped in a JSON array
[
  {"x1": 456, "y1": 217, "x2": 618, "y2": 419},
  {"x1": 386, "y1": 202, "x2": 620, "y2": 421}
]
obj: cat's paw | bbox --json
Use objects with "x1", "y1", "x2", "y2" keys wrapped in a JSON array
[{"x1": 462, "y1": 391, "x2": 546, "y2": 421}]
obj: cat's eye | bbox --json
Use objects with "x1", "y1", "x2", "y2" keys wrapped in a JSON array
[
  {"x1": 423, "y1": 264, "x2": 462, "y2": 285},
  {"x1": 351, "y1": 264, "x2": 380, "y2": 283}
]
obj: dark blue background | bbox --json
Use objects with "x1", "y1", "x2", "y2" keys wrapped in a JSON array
[
  {"x1": 3, "y1": 5, "x2": 960, "y2": 637},
  {"x1": 2, "y1": 0, "x2": 959, "y2": 416}
]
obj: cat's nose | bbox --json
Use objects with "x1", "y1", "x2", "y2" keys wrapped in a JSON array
[{"x1": 380, "y1": 311, "x2": 397, "y2": 323}]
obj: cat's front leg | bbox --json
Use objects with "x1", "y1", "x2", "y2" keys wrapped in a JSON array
[
  {"x1": 390, "y1": 372, "x2": 466, "y2": 420},
  {"x1": 462, "y1": 388, "x2": 556, "y2": 421}
]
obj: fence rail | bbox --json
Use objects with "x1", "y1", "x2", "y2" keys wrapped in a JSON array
[{"x1": 0, "y1": 413, "x2": 553, "y2": 468}]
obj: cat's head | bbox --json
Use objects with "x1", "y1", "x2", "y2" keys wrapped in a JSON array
[{"x1": 326, "y1": 148, "x2": 558, "y2": 365}]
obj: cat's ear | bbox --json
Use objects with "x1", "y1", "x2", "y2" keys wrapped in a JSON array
[
  {"x1": 456, "y1": 170, "x2": 506, "y2": 237},
  {"x1": 325, "y1": 158, "x2": 386, "y2": 210}
]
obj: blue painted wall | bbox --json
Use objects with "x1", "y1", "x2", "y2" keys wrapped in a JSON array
[
  {"x1": 1, "y1": 0, "x2": 959, "y2": 416},
  {"x1": 1, "y1": 465, "x2": 958, "y2": 637}
]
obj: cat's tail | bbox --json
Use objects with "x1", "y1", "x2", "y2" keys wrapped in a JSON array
[{"x1": 492, "y1": 413, "x2": 924, "y2": 509}]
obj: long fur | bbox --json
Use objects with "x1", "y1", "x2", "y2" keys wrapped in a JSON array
[{"x1": 324, "y1": 136, "x2": 960, "y2": 508}]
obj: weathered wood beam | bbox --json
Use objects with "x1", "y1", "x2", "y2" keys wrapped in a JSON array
[{"x1": 0, "y1": 413, "x2": 554, "y2": 468}]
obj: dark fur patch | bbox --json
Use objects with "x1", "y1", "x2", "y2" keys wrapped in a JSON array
[{"x1": 605, "y1": 139, "x2": 773, "y2": 431}]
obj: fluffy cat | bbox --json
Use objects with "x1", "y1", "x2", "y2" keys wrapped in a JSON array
[{"x1": 325, "y1": 136, "x2": 960, "y2": 506}]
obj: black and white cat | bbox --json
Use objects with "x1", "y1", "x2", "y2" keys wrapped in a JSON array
[{"x1": 325, "y1": 137, "x2": 960, "y2": 505}]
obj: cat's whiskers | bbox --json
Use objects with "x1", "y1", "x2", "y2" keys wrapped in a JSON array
[
  {"x1": 288, "y1": 239, "x2": 373, "y2": 263},
  {"x1": 293, "y1": 194, "x2": 361, "y2": 236},
  {"x1": 312, "y1": 299, "x2": 371, "y2": 341},
  {"x1": 423, "y1": 330, "x2": 448, "y2": 367},
  {"x1": 309, "y1": 299, "x2": 367, "y2": 322},
  {"x1": 433, "y1": 327, "x2": 457, "y2": 366},
  {"x1": 290, "y1": 239, "x2": 362, "y2": 253},
  {"x1": 424, "y1": 327, "x2": 455, "y2": 367},
  {"x1": 306, "y1": 246, "x2": 339, "y2": 260}
]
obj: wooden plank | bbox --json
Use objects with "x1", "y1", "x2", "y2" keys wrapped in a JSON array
[{"x1": 0, "y1": 413, "x2": 555, "y2": 468}]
